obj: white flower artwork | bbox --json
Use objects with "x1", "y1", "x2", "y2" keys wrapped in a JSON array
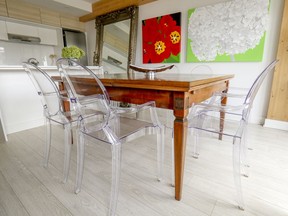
[{"x1": 187, "y1": 0, "x2": 269, "y2": 62}]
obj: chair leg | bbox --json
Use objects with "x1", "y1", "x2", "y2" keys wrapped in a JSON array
[
  {"x1": 75, "y1": 131, "x2": 85, "y2": 194},
  {"x1": 192, "y1": 114, "x2": 205, "y2": 159},
  {"x1": 233, "y1": 137, "x2": 245, "y2": 210},
  {"x1": 157, "y1": 125, "x2": 165, "y2": 182},
  {"x1": 108, "y1": 143, "x2": 122, "y2": 216},
  {"x1": 63, "y1": 124, "x2": 72, "y2": 183},
  {"x1": 241, "y1": 128, "x2": 249, "y2": 178},
  {"x1": 171, "y1": 129, "x2": 175, "y2": 187},
  {"x1": 192, "y1": 129, "x2": 200, "y2": 159},
  {"x1": 44, "y1": 118, "x2": 51, "y2": 167}
]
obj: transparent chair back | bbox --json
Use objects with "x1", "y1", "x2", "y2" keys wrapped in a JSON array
[
  {"x1": 23, "y1": 62, "x2": 76, "y2": 183},
  {"x1": 190, "y1": 65, "x2": 213, "y2": 74},
  {"x1": 24, "y1": 63, "x2": 63, "y2": 118}
]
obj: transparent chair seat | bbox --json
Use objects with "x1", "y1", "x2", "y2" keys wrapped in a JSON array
[
  {"x1": 57, "y1": 58, "x2": 164, "y2": 216},
  {"x1": 84, "y1": 117, "x2": 158, "y2": 144}
]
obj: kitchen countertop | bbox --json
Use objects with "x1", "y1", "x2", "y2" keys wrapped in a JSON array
[{"x1": 0, "y1": 65, "x2": 100, "y2": 71}]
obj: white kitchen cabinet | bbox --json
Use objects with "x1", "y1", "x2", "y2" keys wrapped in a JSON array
[
  {"x1": 38, "y1": 27, "x2": 58, "y2": 46},
  {"x1": 0, "y1": 20, "x2": 8, "y2": 40},
  {"x1": 6, "y1": 21, "x2": 39, "y2": 37}
]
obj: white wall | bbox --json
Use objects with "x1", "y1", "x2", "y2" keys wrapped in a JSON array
[{"x1": 133, "y1": 0, "x2": 284, "y2": 124}]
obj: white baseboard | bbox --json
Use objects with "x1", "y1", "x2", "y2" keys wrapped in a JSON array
[
  {"x1": 264, "y1": 119, "x2": 288, "y2": 131},
  {"x1": 6, "y1": 118, "x2": 45, "y2": 134}
]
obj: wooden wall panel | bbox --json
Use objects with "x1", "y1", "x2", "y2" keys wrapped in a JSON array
[
  {"x1": 40, "y1": 8, "x2": 61, "y2": 27},
  {"x1": 0, "y1": 0, "x2": 8, "y2": 17},
  {"x1": 267, "y1": 0, "x2": 288, "y2": 121},
  {"x1": 60, "y1": 15, "x2": 85, "y2": 32},
  {"x1": 6, "y1": 0, "x2": 41, "y2": 23}
]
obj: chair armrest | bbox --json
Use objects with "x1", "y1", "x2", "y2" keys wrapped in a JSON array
[
  {"x1": 136, "y1": 101, "x2": 156, "y2": 110},
  {"x1": 191, "y1": 102, "x2": 247, "y2": 114},
  {"x1": 213, "y1": 86, "x2": 249, "y2": 98},
  {"x1": 112, "y1": 101, "x2": 156, "y2": 114},
  {"x1": 213, "y1": 92, "x2": 247, "y2": 99}
]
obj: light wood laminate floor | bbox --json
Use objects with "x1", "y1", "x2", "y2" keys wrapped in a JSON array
[{"x1": 0, "y1": 124, "x2": 288, "y2": 216}]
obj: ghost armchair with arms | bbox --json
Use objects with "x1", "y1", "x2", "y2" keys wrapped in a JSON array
[
  {"x1": 56, "y1": 58, "x2": 165, "y2": 216},
  {"x1": 188, "y1": 60, "x2": 278, "y2": 210}
]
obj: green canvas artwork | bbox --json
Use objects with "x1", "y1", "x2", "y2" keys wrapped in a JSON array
[{"x1": 186, "y1": 0, "x2": 269, "y2": 62}]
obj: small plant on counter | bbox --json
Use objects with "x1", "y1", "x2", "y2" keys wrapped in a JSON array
[{"x1": 61, "y1": 45, "x2": 85, "y2": 59}]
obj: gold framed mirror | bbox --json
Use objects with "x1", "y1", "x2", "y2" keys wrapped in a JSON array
[{"x1": 93, "y1": 6, "x2": 138, "y2": 75}]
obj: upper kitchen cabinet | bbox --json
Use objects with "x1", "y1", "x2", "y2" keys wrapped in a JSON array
[
  {"x1": 0, "y1": 20, "x2": 8, "y2": 40},
  {"x1": 6, "y1": 21, "x2": 39, "y2": 37},
  {"x1": 6, "y1": 0, "x2": 41, "y2": 23},
  {"x1": 5, "y1": 21, "x2": 58, "y2": 46},
  {"x1": 40, "y1": 8, "x2": 61, "y2": 27},
  {"x1": 38, "y1": 27, "x2": 58, "y2": 46},
  {"x1": 2, "y1": 0, "x2": 84, "y2": 32},
  {"x1": 0, "y1": 0, "x2": 8, "y2": 17}
]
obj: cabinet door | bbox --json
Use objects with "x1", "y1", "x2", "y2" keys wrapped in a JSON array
[
  {"x1": 0, "y1": 20, "x2": 8, "y2": 40},
  {"x1": 6, "y1": 22, "x2": 39, "y2": 37},
  {"x1": 38, "y1": 27, "x2": 58, "y2": 46},
  {"x1": 6, "y1": 0, "x2": 41, "y2": 23},
  {"x1": 40, "y1": 8, "x2": 61, "y2": 27},
  {"x1": 0, "y1": 0, "x2": 8, "y2": 17}
]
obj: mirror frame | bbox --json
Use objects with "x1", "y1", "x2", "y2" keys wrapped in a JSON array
[{"x1": 93, "y1": 6, "x2": 139, "y2": 74}]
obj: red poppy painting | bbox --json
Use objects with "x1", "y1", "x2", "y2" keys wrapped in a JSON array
[{"x1": 142, "y1": 12, "x2": 181, "y2": 63}]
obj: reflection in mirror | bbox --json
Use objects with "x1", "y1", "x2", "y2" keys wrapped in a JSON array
[
  {"x1": 102, "y1": 19, "x2": 130, "y2": 73},
  {"x1": 94, "y1": 6, "x2": 138, "y2": 75}
]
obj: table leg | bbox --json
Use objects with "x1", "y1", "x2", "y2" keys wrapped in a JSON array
[
  {"x1": 219, "y1": 81, "x2": 229, "y2": 140},
  {"x1": 173, "y1": 117, "x2": 188, "y2": 201},
  {"x1": 173, "y1": 93, "x2": 189, "y2": 201}
]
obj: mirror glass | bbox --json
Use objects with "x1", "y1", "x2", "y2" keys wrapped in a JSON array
[
  {"x1": 102, "y1": 19, "x2": 130, "y2": 73},
  {"x1": 94, "y1": 6, "x2": 138, "y2": 75}
]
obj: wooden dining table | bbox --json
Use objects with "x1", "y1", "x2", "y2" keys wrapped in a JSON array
[{"x1": 57, "y1": 72, "x2": 234, "y2": 201}]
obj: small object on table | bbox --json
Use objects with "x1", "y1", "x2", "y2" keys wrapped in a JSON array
[{"x1": 129, "y1": 64, "x2": 174, "y2": 78}]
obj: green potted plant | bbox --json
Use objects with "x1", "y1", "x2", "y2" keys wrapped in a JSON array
[{"x1": 61, "y1": 45, "x2": 85, "y2": 60}]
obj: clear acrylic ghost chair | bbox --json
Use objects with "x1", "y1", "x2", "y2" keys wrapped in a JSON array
[
  {"x1": 187, "y1": 60, "x2": 278, "y2": 210},
  {"x1": 57, "y1": 58, "x2": 164, "y2": 216},
  {"x1": 23, "y1": 62, "x2": 79, "y2": 183}
]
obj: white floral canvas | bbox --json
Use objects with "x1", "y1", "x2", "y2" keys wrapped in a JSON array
[{"x1": 186, "y1": 0, "x2": 269, "y2": 62}]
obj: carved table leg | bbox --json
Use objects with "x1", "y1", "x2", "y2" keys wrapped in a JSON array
[
  {"x1": 174, "y1": 117, "x2": 188, "y2": 200},
  {"x1": 173, "y1": 93, "x2": 189, "y2": 201}
]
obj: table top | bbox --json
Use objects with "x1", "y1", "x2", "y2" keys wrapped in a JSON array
[{"x1": 69, "y1": 73, "x2": 234, "y2": 92}]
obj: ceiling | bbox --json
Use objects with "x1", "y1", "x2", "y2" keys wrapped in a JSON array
[
  {"x1": 22, "y1": 0, "x2": 98, "y2": 16},
  {"x1": 21, "y1": 0, "x2": 231, "y2": 20}
]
